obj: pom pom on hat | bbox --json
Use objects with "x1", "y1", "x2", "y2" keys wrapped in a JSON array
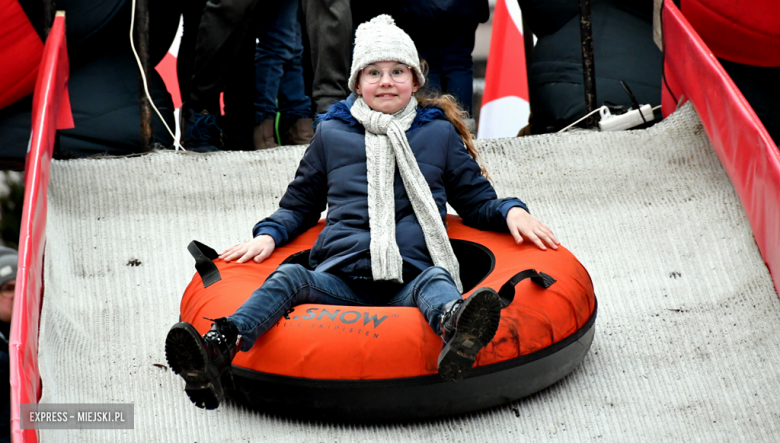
[
  {"x1": 368, "y1": 14, "x2": 394, "y2": 25},
  {"x1": 348, "y1": 15, "x2": 425, "y2": 92}
]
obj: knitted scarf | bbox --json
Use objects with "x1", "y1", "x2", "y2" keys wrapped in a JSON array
[{"x1": 350, "y1": 96, "x2": 463, "y2": 292}]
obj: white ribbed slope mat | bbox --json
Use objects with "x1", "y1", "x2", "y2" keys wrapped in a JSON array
[{"x1": 39, "y1": 104, "x2": 780, "y2": 442}]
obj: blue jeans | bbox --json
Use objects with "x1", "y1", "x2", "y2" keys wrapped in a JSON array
[
  {"x1": 229, "y1": 264, "x2": 462, "y2": 351},
  {"x1": 398, "y1": 16, "x2": 478, "y2": 116},
  {"x1": 254, "y1": 0, "x2": 311, "y2": 125}
]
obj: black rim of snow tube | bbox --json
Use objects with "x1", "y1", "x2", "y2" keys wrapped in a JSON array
[{"x1": 227, "y1": 299, "x2": 598, "y2": 422}]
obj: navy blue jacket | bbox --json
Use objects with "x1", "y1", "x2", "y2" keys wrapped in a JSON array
[{"x1": 254, "y1": 96, "x2": 527, "y2": 279}]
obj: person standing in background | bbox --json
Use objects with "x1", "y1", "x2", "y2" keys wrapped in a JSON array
[
  {"x1": 179, "y1": 0, "x2": 264, "y2": 151},
  {"x1": 180, "y1": 0, "x2": 346, "y2": 150},
  {"x1": 300, "y1": 0, "x2": 352, "y2": 115},
  {"x1": 253, "y1": 0, "x2": 314, "y2": 149},
  {"x1": 396, "y1": 0, "x2": 490, "y2": 132}
]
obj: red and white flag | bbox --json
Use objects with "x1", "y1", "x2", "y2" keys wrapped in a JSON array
[
  {"x1": 155, "y1": 19, "x2": 227, "y2": 119},
  {"x1": 477, "y1": 0, "x2": 530, "y2": 139},
  {"x1": 155, "y1": 19, "x2": 183, "y2": 109}
]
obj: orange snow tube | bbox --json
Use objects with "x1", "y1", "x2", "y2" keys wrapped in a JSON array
[{"x1": 179, "y1": 215, "x2": 597, "y2": 420}]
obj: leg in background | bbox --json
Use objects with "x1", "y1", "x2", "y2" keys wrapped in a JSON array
[
  {"x1": 300, "y1": 0, "x2": 352, "y2": 114},
  {"x1": 439, "y1": 20, "x2": 478, "y2": 117},
  {"x1": 277, "y1": 5, "x2": 314, "y2": 146},
  {"x1": 222, "y1": 18, "x2": 260, "y2": 151},
  {"x1": 182, "y1": 0, "x2": 261, "y2": 150},
  {"x1": 399, "y1": 16, "x2": 444, "y2": 98},
  {"x1": 177, "y1": 0, "x2": 208, "y2": 107},
  {"x1": 253, "y1": 0, "x2": 308, "y2": 149},
  {"x1": 189, "y1": 0, "x2": 261, "y2": 113}
]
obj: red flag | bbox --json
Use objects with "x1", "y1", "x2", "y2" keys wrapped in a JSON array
[
  {"x1": 155, "y1": 20, "x2": 226, "y2": 115},
  {"x1": 155, "y1": 20, "x2": 183, "y2": 109},
  {"x1": 478, "y1": 0, "x2": 530, "y2": 139}
]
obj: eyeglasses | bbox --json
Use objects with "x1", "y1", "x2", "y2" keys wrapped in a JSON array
[
  {"x1": 361, "y1": 64, "x2": 412, "y2": 84},
  {"x1": 0, "y1": 281, "x2": 15, "y2": 298}
]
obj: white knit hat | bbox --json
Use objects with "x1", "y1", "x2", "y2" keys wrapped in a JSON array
[{"x1": 348, "y1": 15, "x2": 425, "y2": 92}]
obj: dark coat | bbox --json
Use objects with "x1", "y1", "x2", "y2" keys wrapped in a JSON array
[
  {"x1": 522, "y1": 0, "x2": 662, "y2": 133},
  {"x1": 254, "y1": 95, "x2": 527, "y2": 279},
  {"x1": 397, "y1": 0, "x2": 489, "y2": 23}
]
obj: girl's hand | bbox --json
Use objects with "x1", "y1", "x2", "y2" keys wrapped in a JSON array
[
  {"x1": 506, "y1": 207, "x2": 560, "y2": 251},
  {"x1": 219, "y1": 235, "x2": 276, "y2": 264}
]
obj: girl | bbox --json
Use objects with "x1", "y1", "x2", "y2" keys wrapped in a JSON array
[{"x1": 165, "y1": 15, "x2": 559, "y2": 410}]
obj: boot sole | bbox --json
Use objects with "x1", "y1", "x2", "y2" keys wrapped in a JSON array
[
  {"x1": 165, "y1": 322, "x2": 224, "y2": 409},
  {"x1": 438, "y1": 289, "x2": 502, "y2": 381}
]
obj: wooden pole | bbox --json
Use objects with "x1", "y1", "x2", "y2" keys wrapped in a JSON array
[
  {"x1": 134, "y1": 0, "x2": 154, "y2": 150},
  {"x1": 578, "y1": 0, "x2": 598, "y2": 127}
]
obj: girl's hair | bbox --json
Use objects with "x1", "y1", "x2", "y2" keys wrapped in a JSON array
[{"x1": 414, "y1": 62, "x2": 489, "y2": 179}]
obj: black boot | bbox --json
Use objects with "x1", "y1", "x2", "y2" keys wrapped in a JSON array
[
  {"x1": 165, "y1": 318, "x2": 241, "y2": 409},
  {"x1": 180, "y1": 104, "x2": 223, "y2": 152},
  {"x1": 437, "y1": 288, "x2": 502, "y2": 381}
]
